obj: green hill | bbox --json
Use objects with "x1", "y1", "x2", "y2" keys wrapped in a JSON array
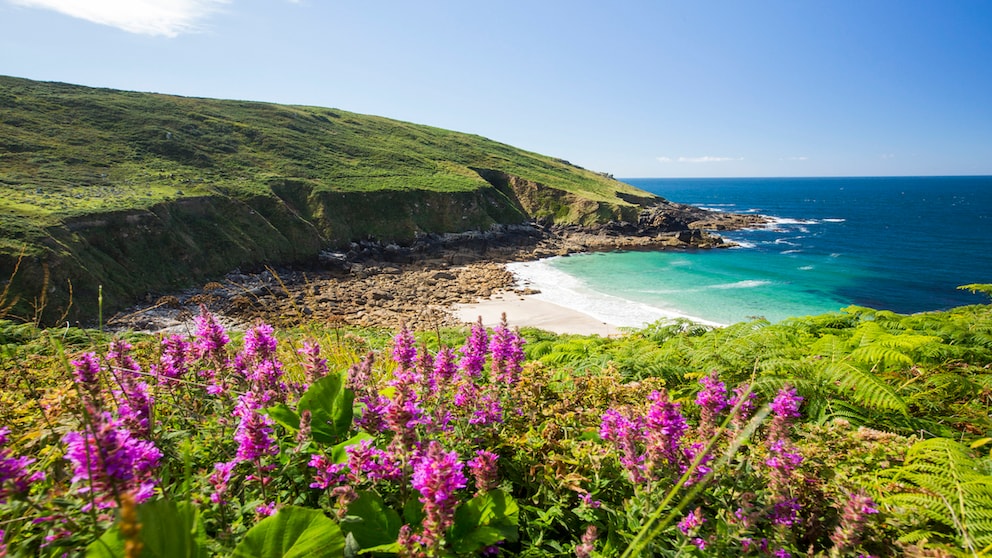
[{"x1": 0, "y1": 76, "x2": 660, "y2": 323}]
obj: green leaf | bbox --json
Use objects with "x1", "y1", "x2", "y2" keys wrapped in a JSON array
[
  {"x1": 403, "y1": 497, "x2": 425, "y2": 526},
  {"x1": 341, "y1": 490, "x2": 402, "y2": 551},
  {"x1": 971, "y1": 437, "x2": 992, "y2": 450},
  {"x1": 86, "y1": 532, "x2": 124, "y2": 558},
  {"x1": 298, "y1": 372, "x2": 355, "y2": 444},
  {"x1": 357, "y1": 542, "x2": 401, "y2": 555},
  {"x1": 232, "y1": 505, "x2": 345, "y2": 558},
  {"x1": 449, "y1": 490, "x2": 519, "y2": 554},
  {"x1": 265, "y1": 403, "x2": 301, "y2": 432},
  {"x1": 87, "y1": 499, "x2": 207, "y2": 558}
]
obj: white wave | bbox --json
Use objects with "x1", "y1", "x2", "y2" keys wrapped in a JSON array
[
  {"x1": 708, "y1": 280, "x2": 772, "y2": 290},
  {"x1": 730, "y1": 241, "x2": 757, "y2": 249},
  {"x1": 774, "y1": 239, "x2": 799, "y2": 246},
  {"x1": 823, "y1": 218, "x2": 846, "y2": 223},
  {"x1": 505, "y1": 259, "x2": 725, "y2": 328},
  {"x1": 697, "y1": 206, "x2": 729, "y2": 212},
  {"x1": 767, "y1": 217, "x2": 820, "y2": 226},
  {"x1": 781, "y1": 249, "x2": 802, "y2": 254},
  {"x1": 799, "y1": 265, "x2": 815, "y2": 270}
]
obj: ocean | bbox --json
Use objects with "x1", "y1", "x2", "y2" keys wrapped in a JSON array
[{"x1": 507, "y1": 176, "x2": 992, "y2": 327}]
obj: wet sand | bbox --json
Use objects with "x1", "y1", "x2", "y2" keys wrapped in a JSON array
[{"x1": 453, "y1": 293, "x2": 622, "y2": 336}]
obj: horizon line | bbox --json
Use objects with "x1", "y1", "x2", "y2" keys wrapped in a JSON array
[{"x1": 619, "y1": 174, "x2": 992, "y2": 180}]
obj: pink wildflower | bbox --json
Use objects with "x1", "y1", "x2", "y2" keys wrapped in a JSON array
[
  {"x1": 459, "y1": 318, "x2": 488, "y2": 378},
  {"x1": 63, "y1": 412, "x2": 161, "y2": 510},
  {"x1": 489, "y1": 313, "x2": 525, "y2": 384},
  {"x1": 410, "y1": 441, "x2": 467, "y2": 553},
  {"x1": 467, "y1": 450, "x2": 499, "y2": 494}
]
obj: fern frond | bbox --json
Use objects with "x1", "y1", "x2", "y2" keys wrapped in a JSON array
[
  {"x1": 525, "y1": 340, "x2": 556, "y2": 360},
  {"x1": 818, "y1": 399, "x2": 870, "y2": 427},
  {"x1": 882, "y1": 437, "x2": 992, "y2": 555},
  {"x1": 822, "y1": 361, "x2": 908, "y2": 414}
]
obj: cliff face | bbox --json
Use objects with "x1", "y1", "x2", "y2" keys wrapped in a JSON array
[
  {"x1": 471, "y1": 168, "x2": 643, "y2": 226},
  {"x1": 4, "y1": 173, "x2": 722, "y2": 324},
  {"x1": 5, "y1": 184, "x2": 532, "y2": 323}
]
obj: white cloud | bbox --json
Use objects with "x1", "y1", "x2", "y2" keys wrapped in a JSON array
[
  {"x1": 783, "y1": 156, "x2": 809, "y2": 161},
  {"x1": 8, "y1": 0, "x2": 231, "y2": 37},
  {"x1": 657, "y1": 156, "x2": 743, "y2": 164}
]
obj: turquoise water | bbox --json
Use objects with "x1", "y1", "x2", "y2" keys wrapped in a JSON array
[{"x1": 511, "y1": 176, "x2": 992, "y2": 327}]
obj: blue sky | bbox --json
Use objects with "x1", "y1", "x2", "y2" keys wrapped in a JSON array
[{"x1": 2, "y1": 0, "x2": 991, "y2": 178}]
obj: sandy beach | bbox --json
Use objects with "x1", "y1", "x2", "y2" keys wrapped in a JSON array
[{"x1": 453, "y1": 293, "x2": 622, "y2": 336}]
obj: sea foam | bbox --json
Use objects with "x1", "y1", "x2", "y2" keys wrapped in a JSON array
[{"x1": 506, "y1": 259, "x2": 725, "y2": 328}]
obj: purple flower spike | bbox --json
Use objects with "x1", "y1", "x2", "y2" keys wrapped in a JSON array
[
  {"x1": 347, "y1": 352, "x2": 375, "y2": 391},
  {"x1": 468, "y1": 391, "x2": 503, "y2": 426},
  {"x1": 107, "y1": 339, "x2": 141, "y2": 377},
  {"x1": 430, "y1": 347, "x2": 458, "y2": 395},
  {"x1": 410, "y1": 441, "x2": 467, "y2": 552},
  {"x1": 233, "y1": 404, "x2": 278, "y2": 463},
  {"x1": 600, "y1": 408, "x2": 647, "y2": 483},
  {"x1": 459, "y1": 318, "x2": 489, "y2": 378},
  {"x1": 116, "y1": 380, "x2": 153, "y2": 437},
  {"x1": 194, "y1": 305, "x2": 230, "y2": 361},
  {"x1": 696, "y1": 371, "x2": 728, "y2": 437},
  {"x1": 644, "y1": 389, "x2": 687, "y2": 475},
  {"x1": 831, "y1": 491, "x2": 880, "y2": 551},
  {"x1": 576, "y1": 525, "x2": 598, "y2": 558},
  {"x1": 768, "y1": 385, "x2": 804, "y2": 445},
  {"x1": 678, "y1": 507, "x2": 706, "y2": 535},
  {"x1": 346, "y1": 440, "x2": 404, "y2": 483},
  {"x1": 770, "y1": 498, "x2": 801, "y2": 527},
  {"x1": 255, "y1": 501, "x2": 277, "y2": 517},
  {"x1": 729, "y1": 383, "x2": 758, "y2": 430},
  {"x1": 467, "y1": 450, "x2": 499, "y2": 494},
  {"x1": 391, "y1": 325, "x2": 418, "y2": 371},
  {"x1": 298, "y1": 341, "x2": 329, "y2": 385},
  {"x1": 771, "y1": 386, "x2": 803, "y2": 420},
  {"x1": 307, "y1": 454, "x2": 348, "y2": 490},
  {"x1": 385, "y1": 368, "x2": 429, "y2": 451},
  {"x1": 72, "y1": 352, "x2": 103, "y2": 404},
  {"x1": 63, "y1": 412, "x2": 162, "y2": 510},
  {"x1": 355, "y1": 393, "x2": 389, "y2": 433},
  {"x1": 209, "y1": 460, "x2": 237, "y2": 505},
  {"x1": 489, "y1": 313, "x2": 525, "y2": 384},
  {"x1": 158, "y1": 334, "x2": 193, "y2": 383},
  {"x1": 0, "y1": 427, "x2": 44, "y2": 503},
  {"x1": 242, "y1": 322, "x2": 278, "y2": 363}
]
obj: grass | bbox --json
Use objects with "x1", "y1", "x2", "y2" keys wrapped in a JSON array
[{"x1": 0, "y1": 75, "x2": 648, "y2": 211}]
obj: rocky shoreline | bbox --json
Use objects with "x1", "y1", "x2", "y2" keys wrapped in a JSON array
[{"x1": 107, "y1": 207, "x2": 769, "y2": 333}]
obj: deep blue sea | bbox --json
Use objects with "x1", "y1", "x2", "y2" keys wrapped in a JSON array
[{"x1": 507, "y1": 176, "x2": 992, "y2": 327}]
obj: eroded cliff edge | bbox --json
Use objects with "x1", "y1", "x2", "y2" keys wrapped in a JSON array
[{"x1": 4, "y1": 173, "x2": 763, "y2": 325}]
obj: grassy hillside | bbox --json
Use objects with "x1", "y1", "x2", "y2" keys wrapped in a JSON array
[
  {"x1": 0, "y1": 75, "x2": 648, "y2": 218},
  {"x1": 0, "y1": 76, "x2": 659, "y2": 322}
]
